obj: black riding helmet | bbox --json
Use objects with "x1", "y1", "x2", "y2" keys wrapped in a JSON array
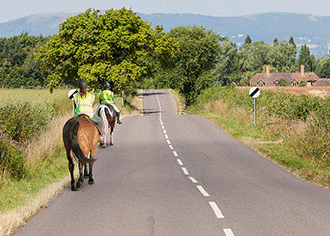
[
  {"x1": 104, "y1": 82, "x2": 111, "y2": 89},
  {"x1": 79, "y1": 79, "x2": 88, "y2": 89}
]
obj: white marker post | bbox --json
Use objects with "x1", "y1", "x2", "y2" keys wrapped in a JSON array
[{"x1": 249, "y1": 87, "x2": 260, "y2": 128}]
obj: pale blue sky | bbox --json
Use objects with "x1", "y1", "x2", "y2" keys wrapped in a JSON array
[{"x1": 1, "y1": 0, "x2": 330, "y2": 23}]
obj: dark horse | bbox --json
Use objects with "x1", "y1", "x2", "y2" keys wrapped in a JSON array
[
  {"x1": 97, "y1": 104, "x2": 117, "y2": 148},
  {"x1": 63, "y1": 114, "x2": 99, "y2": 191}
]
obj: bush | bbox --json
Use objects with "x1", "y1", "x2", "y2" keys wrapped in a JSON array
[
  {"x1": 0, "y1": 132, "x2": 26, "y2": 179},
  {"x1": 0, "y1": 100, "x2": 52, "y2": 143}
]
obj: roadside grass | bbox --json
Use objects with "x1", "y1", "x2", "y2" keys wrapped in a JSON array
[
  {"x1": 188, "y1": 86, "x2": 330, "y2": 188},
  {"x1": 0, "y1": 89, "x2": 141, "y2": 236}
]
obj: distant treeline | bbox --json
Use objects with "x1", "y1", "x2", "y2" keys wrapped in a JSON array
[
  {"x1": 0, "y1": 33, "x2": 51, "y2": 88},
  {"x1": 1, "y1": 31, "x2": 330, "y2": 100}
]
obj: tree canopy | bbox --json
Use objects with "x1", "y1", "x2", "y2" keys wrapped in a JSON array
[{"x1": 36, "y1": 8, "x2": 178, "y2": 92}]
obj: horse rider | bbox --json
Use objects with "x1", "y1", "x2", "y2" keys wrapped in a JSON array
[
  {"x1": 99, "y1": 82, "x2": 122, "y2": 124},
  {"x1": 73, "y1": 79, "x2": 102, "y2": 129}
]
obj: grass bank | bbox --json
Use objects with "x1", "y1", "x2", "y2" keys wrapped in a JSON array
[
  {"x1": 0, "y1": 89, "x2": 141, "y2": 236},
  {"x1": 188, "y1": 86, "x2": 330, "y2": 188}
]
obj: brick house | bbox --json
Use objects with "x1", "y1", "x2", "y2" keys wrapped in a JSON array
[{"x1": 249, "y1": 65, "x2": 321, "y2": 87}]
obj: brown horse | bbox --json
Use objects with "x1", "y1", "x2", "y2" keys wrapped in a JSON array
[
  {"x1": 97, "y1": 104, "x2": 117, "y2": 148},
  {"x1": 63, "y1": 114, "x2": 99, "y2": 191}
]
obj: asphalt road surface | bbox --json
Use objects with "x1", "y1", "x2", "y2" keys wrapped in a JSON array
[{"x1": 15, "y1": 89, "x2": 330, "y2": 236}]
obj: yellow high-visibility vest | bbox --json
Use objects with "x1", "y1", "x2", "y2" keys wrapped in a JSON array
[
  {"x1": 73, "y1": 92, "x2": 95, "y2": 118},
  {"x1": 99, "y1": 90, "x2": 115, "y2": 105}
]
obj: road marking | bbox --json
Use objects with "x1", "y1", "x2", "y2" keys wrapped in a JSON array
[
  {"x1": 188, "y1": 177, "x2": 198, "y2": 183},
  {"x1": 223, "y1": 229, "x2": 234, "y2": 236},
  {"x1": 197, "y1": 185, "x2": 210, "y2": 197},
  {"x1": 209, "y1": 202, "x2": 225, "y2": 219},
  {"x1": 167, "y1": 140, "x2": 171, "y2": 144},
  {"x1": 182, "y1": 167, "x2": 189, "y2": 175},
  {"x1": 173, "y1": 151, "x2": 178, "y2": 156},
  {"x1": 169, "y1": 145, "x2": 174, "y2": 149},
  {"x1": 165, "y1": 135, "x2": 168, "y2": 139},
  {"x1": 162, "y1": 125, "x2": 165, "y2": 129},
  {"x1": 163, "y1": 130, "x2": 167, "y2": 134},
  {"x1": 177, "y1": 159, "x2": 183, "y2": 165}
]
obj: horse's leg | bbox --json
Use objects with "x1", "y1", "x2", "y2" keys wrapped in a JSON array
[
  {"x1": 84, "y1": 164, "x2": 89, "y2": 179},
  {"x1": 88, "y1": 151, "x2": 95, "y2": 185},
  {"x1": 102, "y1": 133, "x2": 106, "y2": 148},
  {"x1": 67, "y1": 150, "x2": 77, "y2": 191},
  {"x1": 110, "y1": 126, "x2": 114, "y2": 145},
  {"x1": 76, "y1": 162, "x2": 84, "y2": 189}
]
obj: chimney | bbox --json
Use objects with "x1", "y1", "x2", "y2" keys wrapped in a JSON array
[
  {"x1": 266, "y1": 65, "x2": 270, "y2": 75},
  {"x1": 301, "y1": 64, "x2": 305, "y2": 76}
]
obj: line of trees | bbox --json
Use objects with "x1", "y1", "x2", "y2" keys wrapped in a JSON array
[{"x1": 1, "y1": 8, "x2": 330, "y2": 105}]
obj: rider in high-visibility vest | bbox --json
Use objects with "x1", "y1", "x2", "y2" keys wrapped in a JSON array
[
  {"x1": 99, "y1": 82, "x2": 122, "y2": 124},
  {"x1": 73, "y1": 79, "x2": 102, "y2": 126}
]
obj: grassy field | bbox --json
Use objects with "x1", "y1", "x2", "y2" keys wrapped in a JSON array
[{"x1": 0, "y1": 88, "x2": 142, "y2": 236}]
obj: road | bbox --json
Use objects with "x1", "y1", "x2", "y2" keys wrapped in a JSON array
[{"x1": 15, "y1": 89, "x2": 330, "y2": 235}]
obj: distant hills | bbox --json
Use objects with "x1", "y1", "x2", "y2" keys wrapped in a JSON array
[{"x1": 1, "y1": 12, "x2": 330, "y2": 58}]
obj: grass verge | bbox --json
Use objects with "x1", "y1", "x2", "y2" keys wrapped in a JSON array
[{"x1": 187, "y1": 87, "x2": 330, "y2": 188}]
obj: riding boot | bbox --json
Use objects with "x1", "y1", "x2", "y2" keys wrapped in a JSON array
[{"x1": 116, "y1": 112, "x2": 122, "y2": 124}]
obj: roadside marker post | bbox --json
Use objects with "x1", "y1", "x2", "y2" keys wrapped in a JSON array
[{"x1": 249, "y1": 87, "x2": 260, "y2": 128}]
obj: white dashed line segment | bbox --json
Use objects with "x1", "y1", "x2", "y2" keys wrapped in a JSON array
[
  {"x1": 169, "y1": 145, "x2": 174, "y2": 149},
  {"x1": 223, "y1": 229, "x2": 235, "y2": 236},
  {"x1": 167, "y1": 140, "x2": 171, "y2": 144},
  {"x1": 177, "y1": 159, "x2": 183, "y2": 166},
  {"x1": 209, "y1": 202, "x2": 225, "y2": 219},
  {"x1": 182, "y1": 167, "x2": 189, "y2": 175},
  {"x1": 188, "y1": 177, "x2": 198, "y2": 183},
  {"x1": 173, "y1": 151, "x2": 178, "y2": 156},
  {"x1": 197, "y1": 185, "x2": 210, "y2": 197}
]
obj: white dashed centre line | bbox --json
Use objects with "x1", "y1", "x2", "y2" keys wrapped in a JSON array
[
  {"x1": 167, "y1": 140, "x2": 171, "y2": 144},
  {"x1": 188, "y1": 177, "x2": 198, "y2": 183},
  {"x1": 173, "y1": 151, "x2": 178, "y2": 156},
  {"x1": 163, "y1": 130, "x2": 167, "y2": 134},
  {"x1": 169, "y1": 145, "x2": 174, "y2": 149},
  {"x1": 165, "y1": 135, "x2": 168, "y2": 139},
  {"x1": 223, "y1": 229, "x2": 235, "y2": 236},
  {"x1": 177, "y1": 159, "x2": 183, "y2": 166},
  {"x1": 209, "y1": 202, "x2": 225, "y2": 219},
  {"x1": 162, "y1": 125, "x2": 165, "y2": 129},
  {"x1": 197, "y1": 185, "x2": 210, "y2": 197},
  {"x1": 182, "y1": 167, "x2": 189, "y2": 175}
]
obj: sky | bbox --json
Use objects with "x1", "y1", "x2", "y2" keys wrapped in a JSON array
[{"x1": 1, "y1": 0, "x2": 330, "y2": 23}]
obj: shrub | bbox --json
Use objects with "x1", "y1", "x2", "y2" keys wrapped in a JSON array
[
  {"x1": 0, "y1": 132, "x2": 26, "y2": 179},
  {"x1": 0, "y1": 100, "x2": 52, "y2": 143}
]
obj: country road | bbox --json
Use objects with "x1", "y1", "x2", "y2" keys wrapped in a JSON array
[{"x1": 15, "y1": 89, "x2": 330, "y2": 235}]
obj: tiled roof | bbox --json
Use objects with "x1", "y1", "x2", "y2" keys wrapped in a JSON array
[
  {"x1": 314, "y1": 79, "x2": 330, "y2": 86},
  {"x1": 250, "y1": 72, "x2": 320, "y2": 86}
]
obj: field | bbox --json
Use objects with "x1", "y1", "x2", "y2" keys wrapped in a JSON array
[{"x1": 0, "y1": 88, "x2": 71, "y2": 103}]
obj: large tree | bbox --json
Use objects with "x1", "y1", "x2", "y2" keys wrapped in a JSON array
[
  {"x1": 166, "y1": 25, "x2": 221, "y2": 105},
  {"x1": 36, "y1": 8, "x2": 178, "y2": 92}
]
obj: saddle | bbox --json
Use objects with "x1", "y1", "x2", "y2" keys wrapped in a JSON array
[{"x1": 77, "y1": 114, "x2": 102, "y2": 135}]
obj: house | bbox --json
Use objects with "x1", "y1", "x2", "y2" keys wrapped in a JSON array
[{"x1": 249, "y1": 65, "x2": 321, "y2": 87}]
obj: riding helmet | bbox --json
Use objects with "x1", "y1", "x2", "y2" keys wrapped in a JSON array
[
  {"x1": 104, "y1": 82, "x2": 111, "y2": 89},
  {"x1": 79, "y1": 79, "x2": 88, "y2": 89}
]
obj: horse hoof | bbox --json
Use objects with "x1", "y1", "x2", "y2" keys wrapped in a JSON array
[
  {"x1": 110, "y1": 142, "x2": 114, "y2": 146},
  {"x1": 102, "y1": 144, "x2": 106, "y2": 148},
  {"x1": 71, "y1": 186, "x2": 78, "y2": 191},
  {"x1": 84, "y1": 174, "x2": 89, "y2": 179},
  {"x1": 88, "y1": 179, "x2": 95, "y2": 185}
]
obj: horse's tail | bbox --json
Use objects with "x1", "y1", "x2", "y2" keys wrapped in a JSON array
[{"x1": 71, "y1": 120, "x2": 95, "y2": 165}]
